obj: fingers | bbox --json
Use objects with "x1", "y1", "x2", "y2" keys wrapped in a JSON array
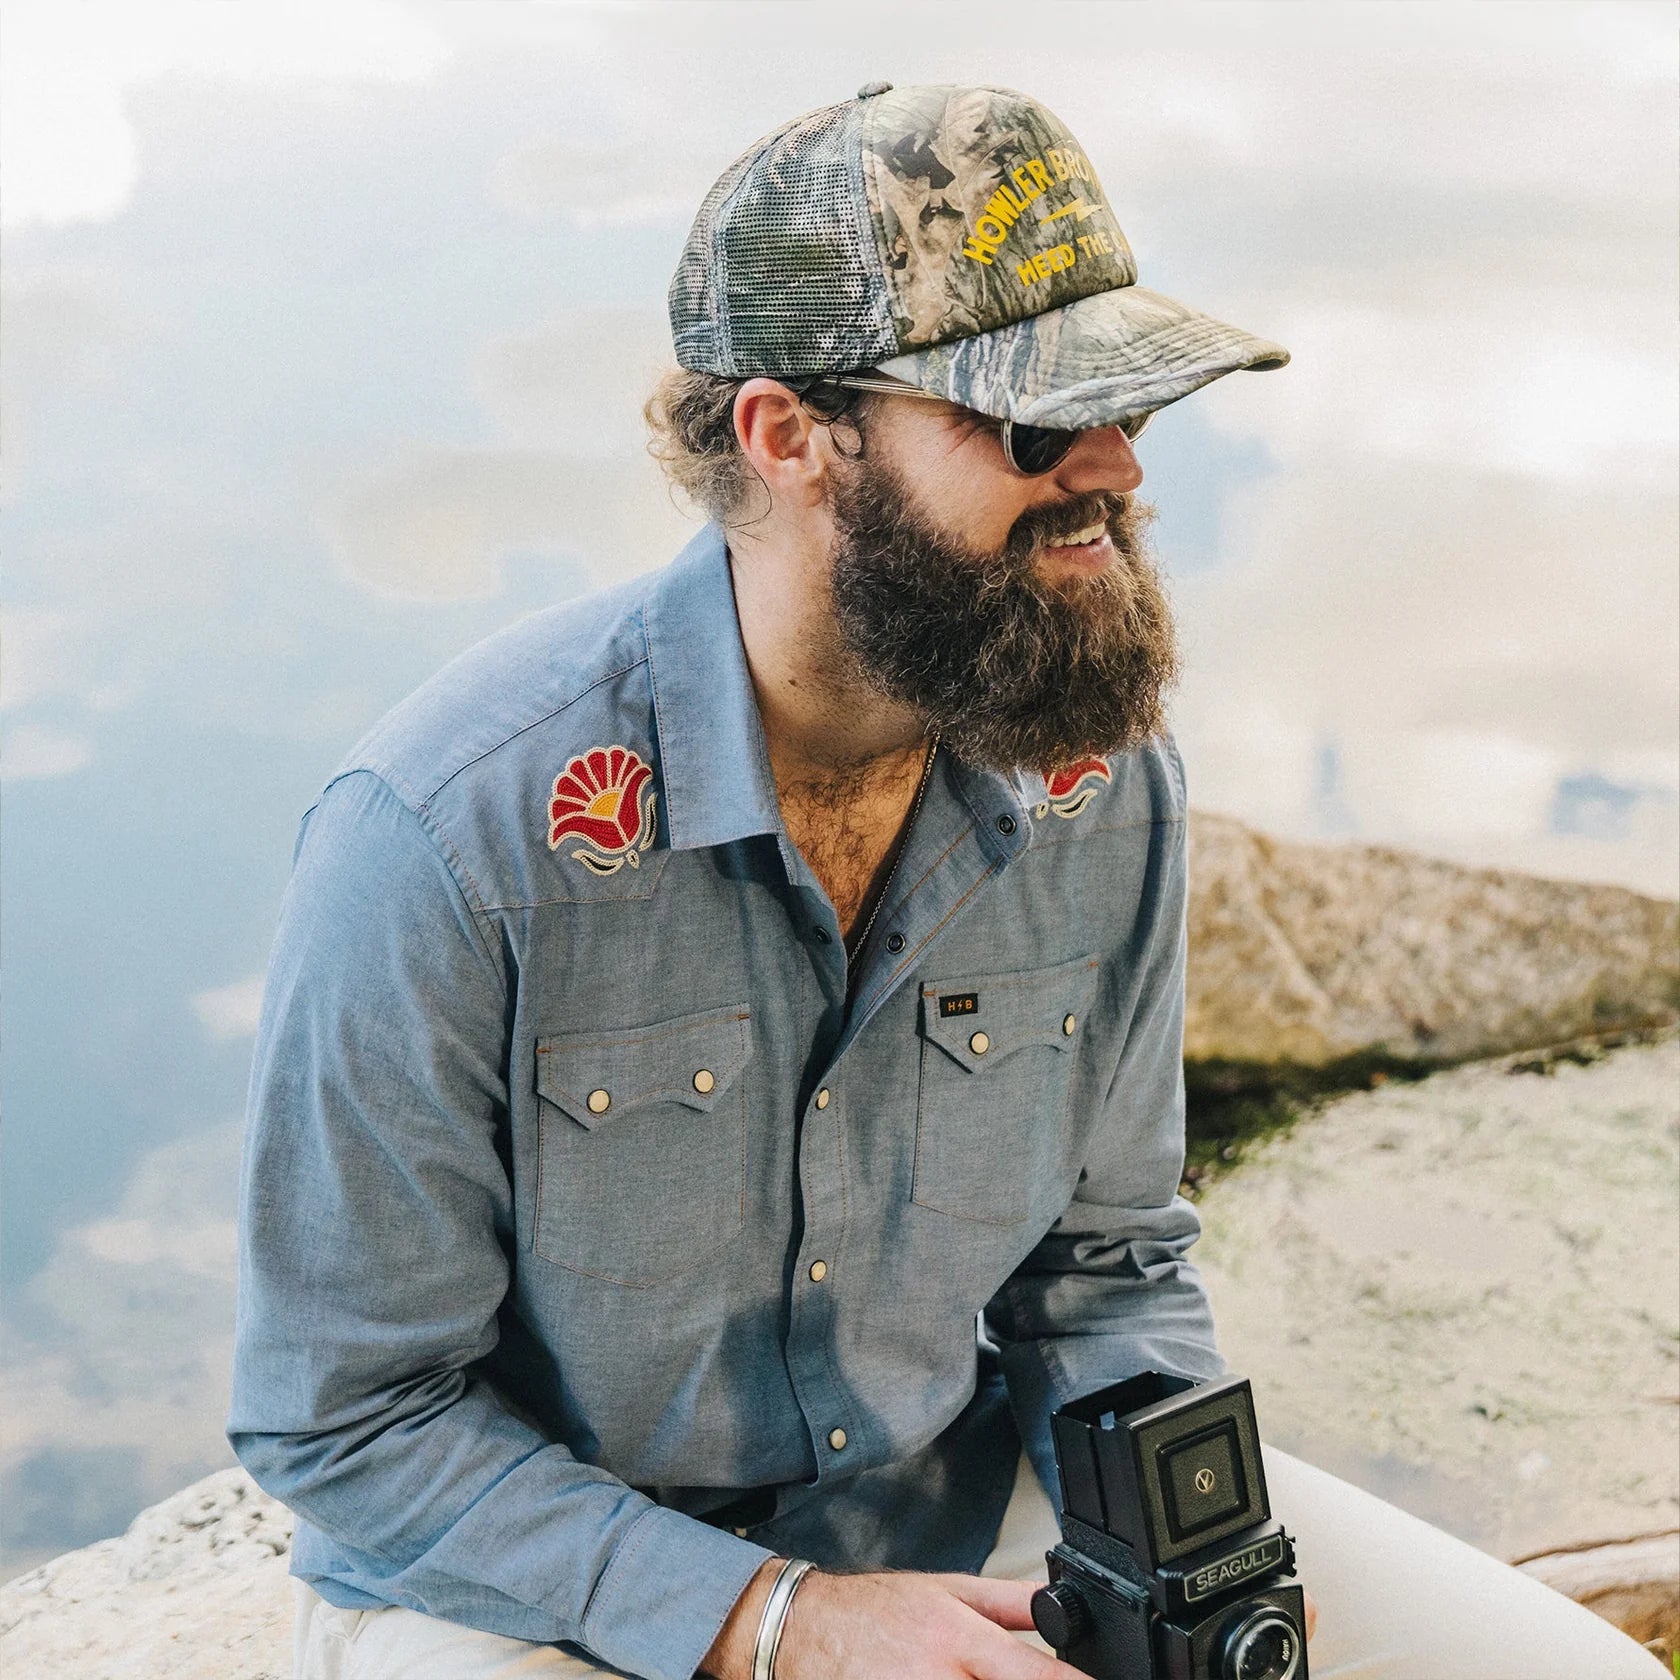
[
  {"x1": 967, "y1": 1636, "x2": 1093, "y2": 1680},
  {"x1": 935, "y1": 1578, "x2": 1090, "y2": 1680},
  {"x1": 933, "y1": 1573, "x2": 1040, "y2": 1630},
  {"x1": 939, "y1": 1571, "x2": 1313, "y2": 1679}
]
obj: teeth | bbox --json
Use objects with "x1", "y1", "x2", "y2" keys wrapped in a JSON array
[{"x1": 1044, "y1": 521, "x2": 1106, "y2": 547}]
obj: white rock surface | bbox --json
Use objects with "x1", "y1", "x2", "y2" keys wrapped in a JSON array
[
  {"x1": 1195, "y1": 1033, "x2": 1680, "y2": 1570},
  {"x1": 1186, "y1": 812, "x2": 1679, "y2": 1068},
  {"x1": 0, "y1": 1471, "x2": 293, "y2": 1679}
]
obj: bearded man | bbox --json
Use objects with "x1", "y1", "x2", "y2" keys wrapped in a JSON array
[{"x1": 230, "y1": 82, "x2": 1666, "y2": 1680}]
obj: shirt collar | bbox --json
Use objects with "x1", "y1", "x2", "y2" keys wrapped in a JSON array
[
  {"x1": 642, "y1": 522, "x2": 1033, "y2": 866},
  {"x1": 642, "y1": 523, "x2": 784, "y2": 852}
]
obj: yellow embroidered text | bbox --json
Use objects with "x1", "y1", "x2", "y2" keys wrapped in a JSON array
[{"x1": 959, "y1": 148, "x2": 1100, "y2": 265}]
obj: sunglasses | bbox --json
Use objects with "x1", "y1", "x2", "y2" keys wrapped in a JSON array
[{"x1": 799, "y1": 374, "x2": 1153, "y2": 476}]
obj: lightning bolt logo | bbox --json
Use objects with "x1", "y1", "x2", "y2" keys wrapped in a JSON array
[{"x1": 1040, "y1": 197, "x2": 1102, "y2": 225}]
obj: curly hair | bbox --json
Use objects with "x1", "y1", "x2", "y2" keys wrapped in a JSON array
[{"x1": 642, "y1": 367, "x2": 871, "y2": 528}]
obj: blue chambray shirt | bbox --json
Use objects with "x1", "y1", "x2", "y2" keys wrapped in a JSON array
[{"x1": 228, "y1": 524, "x2": 1223, "y2": 1680}]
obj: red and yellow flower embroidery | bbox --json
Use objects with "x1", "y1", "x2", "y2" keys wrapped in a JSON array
[
  {"x1": 547, "y1": 745, "x2": 657, "y2": 875},
  {"x1": 1036, "y1": 757, "x2": 1112, "y2": 820}
]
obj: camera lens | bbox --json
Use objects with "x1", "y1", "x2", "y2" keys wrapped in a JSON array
[{"x1": 1221, "y1": 1608, "x2": 1301, "y2": 1680}]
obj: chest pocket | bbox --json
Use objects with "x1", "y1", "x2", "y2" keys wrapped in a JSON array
[
  {"x1": 913, "y1": 954, "x2": 1099, "y2": 1226},
  {"x1": 533, "y1": 1002, "x2": 752, "y2": 1286}
]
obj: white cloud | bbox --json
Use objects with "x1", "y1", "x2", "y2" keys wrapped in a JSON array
[
  {"x1": 0, "y1": 275, "x2": 146, "y2": 503},
  {"x1": 190, "y1": 974, "x2": 267, "y2": 1042},
  {"x1": 1416, "y1": 818, "x2": 1680, "y2": 900},
  {"x1": 1, "y1": 0, "x2": 453, "y2": 229},
  {"x1": 1201, "y1": 300, "x2": 1678, "y2": 491},
  {"x1": 1359, "y1": 729, "x2": 1562, "y2": 843},
  {"x1": 487, "y1": 136, "x2": 711, "y2": 229},
  {"x1": 316, "y1": 445, "x2": 697, "y2": 601},
  {"x1": 0, "y1": 1125, "x2": 247, "y2": 1539},
  {"x1": 1171, "y1": 449, "x2": 1680, "y2": 896},
  {"x1": 1051, "y1": 1, "x2": 1675, "y2": 203},
  {"x1": 77, "y1": 1213, "x2": 238, "y2": 1277},
  {"x1": 0, "y1": 606, "x2": 88, "y2": 711},
  {"x1": 1600, "y1": 744, "x2": 1680, "y2": 789},
  {"x1": 314, "y1": 305, "x2": 696, "y2": 602},
  {"x1": 0, "y1": 723, "x2": 94, "y2": 780},
  {"x1": 468, "y1": 308, "x2": 674, "y2": 453}
]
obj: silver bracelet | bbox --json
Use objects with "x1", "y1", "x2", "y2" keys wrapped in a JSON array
[{"x1": 752, "y1": 1557, "x2": 815, "y2": 1680}]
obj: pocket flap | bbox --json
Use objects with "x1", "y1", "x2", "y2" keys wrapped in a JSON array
[
  {"x1": 919, "y1": 954, "x2": 1098, "y2": 1073},
  {"x1": 535, "y1": 1002, "x2": 753, "y2": 1130}
]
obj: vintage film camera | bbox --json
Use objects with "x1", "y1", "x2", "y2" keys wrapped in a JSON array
[{"x1": 1031, "y1": 1371, "x2": 1309, "y2": 1680}]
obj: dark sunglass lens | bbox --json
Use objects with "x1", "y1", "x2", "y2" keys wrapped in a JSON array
[{"x1": 1006, "y1": 421, "x2": 1079, "y2": 475}]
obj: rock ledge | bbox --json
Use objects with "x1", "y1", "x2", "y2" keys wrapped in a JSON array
[
  {"x1": 1185, "y1": 812, "x2": 1678, "y2": 1073},
  {"x1": 0, "y1": 1471, "x2": 294, "y2": 1680}
]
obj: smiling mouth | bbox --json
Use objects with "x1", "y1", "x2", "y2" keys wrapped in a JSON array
[{"x1": 1042, "y1": 520, "x2": 1108, "y2": 548}]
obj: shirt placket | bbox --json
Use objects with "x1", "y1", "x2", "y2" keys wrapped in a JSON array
[{"x1": 774, "y1": 765, "x2": 1032, "y2": 1489}]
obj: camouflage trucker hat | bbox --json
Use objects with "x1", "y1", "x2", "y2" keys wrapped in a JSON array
[{"x1": 668, "y1": 81, "x2": 1288, "y2": 430}]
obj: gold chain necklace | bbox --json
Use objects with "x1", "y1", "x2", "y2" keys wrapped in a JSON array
[{"x1": 846, "y1": 734, "x2": 940, "y2": 963}]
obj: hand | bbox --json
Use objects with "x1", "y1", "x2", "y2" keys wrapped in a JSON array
[
  {"x1": 700, "y1": 1561, "x2": 1318, "y2": 1679},
  {"x1": 705, "y1": 1564, "x2": 1093, "y2": 1680}
]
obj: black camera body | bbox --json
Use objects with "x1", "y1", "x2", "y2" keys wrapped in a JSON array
[{"x1": 1031, "y1": 1371, "x2": 1308, "y2": 1680}]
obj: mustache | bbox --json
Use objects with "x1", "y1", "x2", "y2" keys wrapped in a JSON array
[{"x1": 1002, "y1": 492, "x2": 1136, "y2": 569}]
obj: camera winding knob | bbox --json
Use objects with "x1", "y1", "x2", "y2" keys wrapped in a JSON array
[{"x1": 1030, "y1": 1580, "x2": 1093, "y2": 1649}]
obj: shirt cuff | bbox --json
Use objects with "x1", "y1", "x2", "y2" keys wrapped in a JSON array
[{"x1": 575, "y1": 1501, "x2": 778, "y2": 1680}]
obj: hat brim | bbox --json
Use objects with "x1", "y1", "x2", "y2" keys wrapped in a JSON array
[{"x1": 874, "y1": 284, "x2": 1288, "y2": 430}]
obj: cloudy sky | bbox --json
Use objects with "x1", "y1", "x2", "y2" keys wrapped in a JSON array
[{"x1": 2, "y1": 0, "x2": 1676, "y2": 1570}]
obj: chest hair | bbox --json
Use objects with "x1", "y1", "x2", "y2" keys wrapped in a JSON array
[{"x1": 778, "y1": 753, "x2": 929, "y2": 944}]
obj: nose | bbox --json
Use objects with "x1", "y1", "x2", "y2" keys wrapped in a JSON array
[{"x1": 1051, "y1": 425, "x2": 1144, "y2": 495}]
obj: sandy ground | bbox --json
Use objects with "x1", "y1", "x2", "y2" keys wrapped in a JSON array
[{"x1": 1192, "y1": 1033, "x2": 1680, "y2": 1563}]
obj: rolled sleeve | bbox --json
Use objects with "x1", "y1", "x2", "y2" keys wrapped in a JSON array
[
  {"x1": 227, "y1": 770, "x2": 771, "y2": 1680},
  {"x1": 985, "y1": 802, "x2": 1225, "y2": 1505}
]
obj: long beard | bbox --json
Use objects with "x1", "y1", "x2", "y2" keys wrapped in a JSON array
[{"x1": 823, "y1": 454, "x2": 1180, "y2": 776}]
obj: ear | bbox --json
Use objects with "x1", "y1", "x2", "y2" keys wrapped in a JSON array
[{"x1": 733, "y1": 379, "x2": 830, "y2": 510}]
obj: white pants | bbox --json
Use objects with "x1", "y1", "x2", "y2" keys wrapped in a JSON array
[{"x1": 293, "y1": 1446, "x2": 1668, "y2": 1679}]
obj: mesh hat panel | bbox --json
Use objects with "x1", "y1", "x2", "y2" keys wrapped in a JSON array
[{"x1": 669, "y1": 101, "x2": 898, "y2": 377}]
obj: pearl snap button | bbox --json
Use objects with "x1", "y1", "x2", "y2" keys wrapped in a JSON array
[
  {"x1": 692, "y1": 1068, "x2": 715, "y2": 1094},
  {"x1": 828, "y1": 1427, "x2": 848, "y2": 1450},
  {"x1": 809, "y1": 1260, "x2": 828, "y2": 1281},
  {"x1": 587, "y1": 1089, "x2": 611, "y2": 1114},
  {"x1": 815, "y1": 1088, "x2": 831, "y2": 1109},
  {"x1": 969, "y1": 1031, "x2": 990, "y2": 1055},
  {"x1": 1063, "y1": 1014, "x2": 1077, "y2": 1036}
]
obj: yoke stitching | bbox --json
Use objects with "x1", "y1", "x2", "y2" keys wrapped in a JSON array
[{"x1": 422, "y1": 656, "x2": 647, "y2": 805}]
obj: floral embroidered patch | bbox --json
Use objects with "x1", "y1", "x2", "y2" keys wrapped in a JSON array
[
  {"x1": 1035, "y1": 756, "x2": 1112, "y2": 820},
  {"x1": 548, "y1": 745, "x2": 658, "y2": 874}
]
